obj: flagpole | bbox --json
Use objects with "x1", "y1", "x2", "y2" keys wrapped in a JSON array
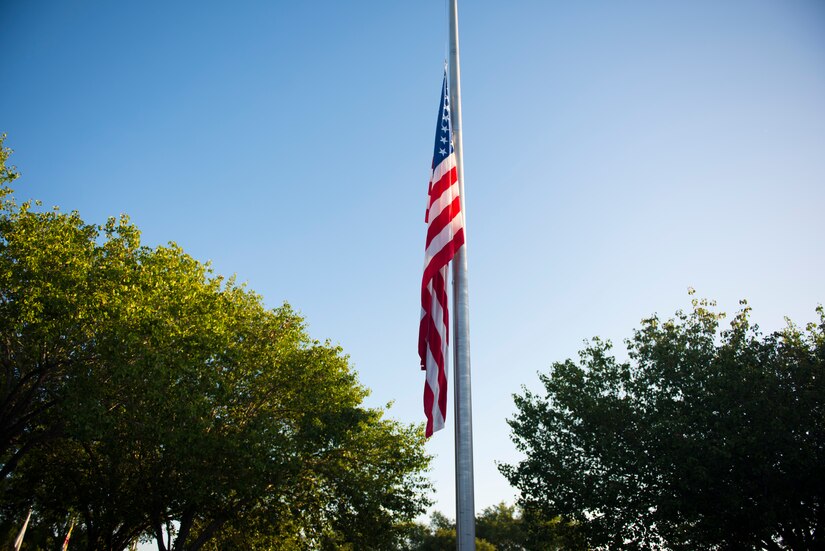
[{"x1": 448, "y1": 0, "x2": 476, "y2": 549}]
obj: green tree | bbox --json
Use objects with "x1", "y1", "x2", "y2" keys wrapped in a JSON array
[
  {"x1": 0, "y1": 135, "x2": 18, "y2": 187},
  {"x1": 0, "y1": 139, "x2": 432, "y2": 550},
  {"x1": 501, "y1": 296, "x2": 825, "y2": 550},
  {"x1": 515, "y1": 506, "x2": 587, "y2": 551},
  {"x1": 400, "y1": 509, "x2": 515, "y2": 551},
  {"x1": 475, "y1": 502, "x2": 525, "y2": 550},
  {"x1": 12, "y1": 239, "x2": 431, "y2": 551},
  {"x1": 0, "y1": 133, "x2": 110, "y2": 481}
]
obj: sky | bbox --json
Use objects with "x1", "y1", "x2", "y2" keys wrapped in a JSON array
[{"x1": 2, "y1": 0, "x2": 825, "y2": 528}]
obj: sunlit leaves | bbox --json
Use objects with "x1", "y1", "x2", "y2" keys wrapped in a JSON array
[{"x1": 0, "y1": 143, "x2": 431, "y2": 550}]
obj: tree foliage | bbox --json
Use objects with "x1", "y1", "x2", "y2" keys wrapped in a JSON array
[
  {"x1": 400, "y1": 503, "x2": 584, "y2": 551},
  {"x1": 501, "y1": 295, "x2": 825, "y2": 550},
  {"x1": 475, "y1": 502, "x2": 526, "y2": 550},
  {"x1": 0, "y1": 137, "x2": 432, "y2": 550},
  {"x1": 399, "y1": 510, "x2": 496, "y2": 551}
]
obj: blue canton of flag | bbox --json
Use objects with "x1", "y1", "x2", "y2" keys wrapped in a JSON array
[{"x1": 432, "y1": 75, "x2": 454, "y2": 169}]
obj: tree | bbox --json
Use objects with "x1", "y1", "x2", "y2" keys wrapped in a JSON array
[
  {"x1": 0, "y1": 139, "x2": 433, "y2": 550},
  {"x1": 10, "y1": 240, "x2": 431, "y2": 551},
  {"x1": 0, "y1": 135, "x2": 17, "y2": 187},
  {"x1": 1, "y1": 133, "x2": 110, "y2": 481},
  {"x1": 399, "y1": 504, "x2": 581, "y2": 551},
  {"x1": 474, "y1": 502, "x2": 530, "y2": 550},
  {"x1": 399, "y1": 510, "x2": 496, "y2": 551},
  {"x1": 475, "y1": 502, "x2": 585, "y2": 551},
  {"x1": 501, "y1": 296, "x2": 825, "y2": 550}
]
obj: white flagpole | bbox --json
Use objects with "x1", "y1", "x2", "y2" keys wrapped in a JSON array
[{"x1": 448, "y1": 0, "x2": 476, "y2": 549}]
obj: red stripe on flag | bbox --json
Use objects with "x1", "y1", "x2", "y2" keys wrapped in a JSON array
[
  {"x1": 429, "y1": 166, "x2": 458, "y2": 203},
  {"x1": 423, "y1": 380, "x2": 435, "y2": 436},
  {"x1": 425, "y1": 195, "x2": 463, "y2": 249},
  {"x1": 421, "y1": 227, "x2": 465, "y2": 286},
  {"x1": 433, "y1": 270, "x2": 449, "y2": 344}
]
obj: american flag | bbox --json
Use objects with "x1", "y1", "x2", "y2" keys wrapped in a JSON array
[{"x1": 419, "y1": 72, "x2": 465, "y2": 437}]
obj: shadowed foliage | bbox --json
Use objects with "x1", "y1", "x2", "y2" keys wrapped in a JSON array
[{"x1": 502, "y1": 294, "x2": 824, "y2": 550}]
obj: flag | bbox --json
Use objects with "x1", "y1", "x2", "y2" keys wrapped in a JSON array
[
  {"x1": 14, "y1": 509, "x2": 32, "y2": 551},
  {"x1": 419, "y1": 71, "x2": 465, "y2": 437},
  {"x1": 61, "y1": 518, "x2": 75, "y2": 551}
]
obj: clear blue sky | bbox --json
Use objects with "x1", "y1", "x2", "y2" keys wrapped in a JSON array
[{"x1": 2, "y1": 0, "x2": 824, "y2": 523}]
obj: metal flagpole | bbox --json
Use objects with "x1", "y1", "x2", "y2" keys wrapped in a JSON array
[{"x1": 448, "y1": 0, "x2": 476, "y2": 549}]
